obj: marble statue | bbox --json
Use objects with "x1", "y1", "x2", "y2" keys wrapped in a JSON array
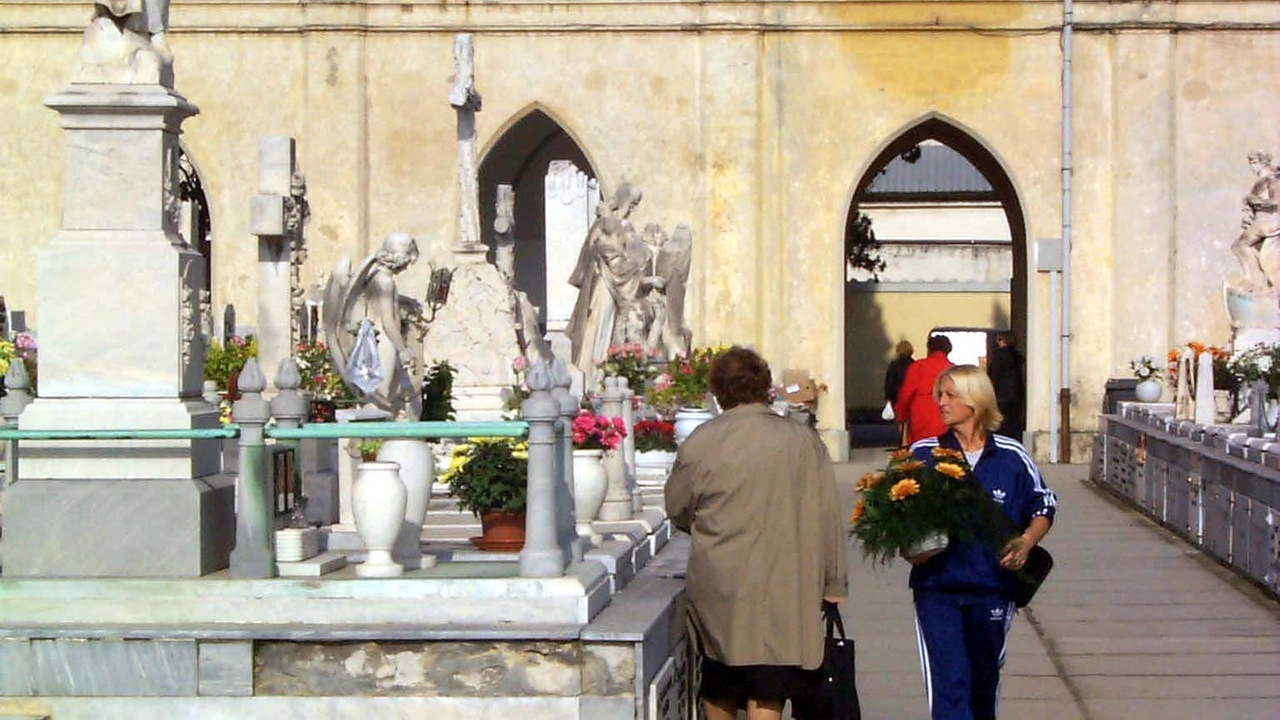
[
  {"x1": 493, "y1": 185, "x2": 550, "y2": 363},
  {"x1": 1231, "y1": 151, "x2": 1280, "y2": 290},
  {"x1": 75, "y1": 0, "x2": 174, "y2": 86},
  {"x1": 566, "y1": 183, "x2": 645, "y2": 388},
  {"x1": 321, "y1": 232, "x2": 424, "y2": 418},
  {"x1": 653, "y1": 223, "x2": 693, "y2": 358}
]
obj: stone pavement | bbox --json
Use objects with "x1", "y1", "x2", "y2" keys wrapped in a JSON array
[{"x1": 832, "y1": 448, "x2": 1280, "y2": 720}]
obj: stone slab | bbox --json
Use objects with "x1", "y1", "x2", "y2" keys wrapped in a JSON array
[
  {"x1": 1, "y1": 475, "x2": 235, "y2": 577},
  {"x1": 585, "y1": 541, "x2": 634, "y2": 593},
  {"x1": 276, "y1": 551, "x2": 348, "y2": 578},
  {"x1": 0, "y1": 697, "x2": 581, "y2": 719},
  {"x1": 0, "y1": 640, "x2": 33, "y2": 695},
  {"x1": 197, "y1": 641, "x2": 252, "y2": 697},
  {"x1": 31, "y1": 638, "x2": 197, "y2": 696}
]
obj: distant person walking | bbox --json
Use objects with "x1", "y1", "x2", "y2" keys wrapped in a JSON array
[
  {"x1": 883, "y1": 340, "x2": 915, "y2": 411},
  {"x1": 987, "y1": 331, "x2": 1026, "y2": 441},
  {"x1": 895, "y1": 334, "x2": 954, "y2": 445},
  {"x1": 665, "y1": 346, "x2": 848, "y2": 720}
]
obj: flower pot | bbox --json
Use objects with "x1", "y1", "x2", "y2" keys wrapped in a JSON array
[
  {"x1": 674, "y1": 407, "x2": 715, "y2": 445},
  {"x1": 902, "y1": 531, "x2": 949, "y2": 563},
  {"x1": 635, "y1": 449, "x2": 677, "y2": 476},
  {"x1": 471, "y1": 510, "x2": 526, "y2": 551},
  {"x1": 377, "y1": 439, "x2": 435, "y2": 566},
  {"x1": 351, "y1": 461, "x2": 407, "y2": 577},
  {"x1": 572, "y1": 449, "x2": 609, "y2": 538},
  {"x1": 1134, "y1": 379, "x2": 1162, "y2": 403}
]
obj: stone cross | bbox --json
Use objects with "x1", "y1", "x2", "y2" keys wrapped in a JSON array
[
  {"x1": 251, "y1": 136, "x2": 307, "y2": 388},
  {"x1": 450, "y1": 33, "x2": 483, "y2": 250}
]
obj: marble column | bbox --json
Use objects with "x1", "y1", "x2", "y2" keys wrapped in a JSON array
[
  {"x1": 2, "y1": 83, "x2": 234, "y2": 577},
  {"x1": 597, "y1": 376, "x2": 634, "y2": 521},
  {"x1": 251, "y1": 136, "x2": 301, "y2": 388},
  {"x1": 519, "y1": 360, "x2": 569, "y2": 577}
]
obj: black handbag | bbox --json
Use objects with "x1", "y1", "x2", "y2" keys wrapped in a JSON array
[
  {"x1": 791, "y1": 602, "x2": 862, "y2": 720},
  {"x1": 1006, "y1": 544, "x2": 1054, "y2": 608}
]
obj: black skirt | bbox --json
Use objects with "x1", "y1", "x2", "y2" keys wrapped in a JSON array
[{"x1": 700, "y1": 657, "x2": 820, "y2": 707}]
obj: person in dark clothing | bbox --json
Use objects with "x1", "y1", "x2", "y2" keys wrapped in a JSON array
[
  {"x1": 986, "y1": 332, "x2": 1025, "y2": 441},
  {"x1": 884, "y1": 340, "x2": 915, "y2": 406}
]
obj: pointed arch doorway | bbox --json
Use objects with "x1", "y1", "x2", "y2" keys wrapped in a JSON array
[
  {"x1": 478, "y1": 108, "x2": 597, "y2": 341},
  {"x1": 844, "y1": 117, "x2": 1028, "y2": 446}
]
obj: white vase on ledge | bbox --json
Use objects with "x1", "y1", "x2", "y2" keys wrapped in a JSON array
[{"x1": 1134, "y1": 379, "x2": 1162, "y2": 403}]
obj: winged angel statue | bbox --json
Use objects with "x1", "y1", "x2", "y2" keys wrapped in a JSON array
[{"x1": 322, "y1": 233, "x2": 425, "y2": 419}]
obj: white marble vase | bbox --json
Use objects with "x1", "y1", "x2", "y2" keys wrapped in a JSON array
[
  {"x1": 352, "y1": 461, "x2": 407, "y2": 577},
  {"x1": 572, "y1": 449, "x2": 608, "y2": 537},
  {"x1": 1134, "y1": 379, "x2": 1162, "y2": 403},
  {"x1": 376, "y1": 439, "x2": 435, "y2": 566},
  {"x1": 674, "y1": 407, "x2": 715, "y2": 445}
]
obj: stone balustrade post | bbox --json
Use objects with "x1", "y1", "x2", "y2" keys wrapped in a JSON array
[
  {"x1": 271, "y1": 358, "x2": 308, "y2": 520},
  {"x1": 598, "y1": 376, "x2": 634, "y2": 521},
  {"x1": 0, "y1": 360, "x2": 34, "y2": 491},
  {"x1": 551, "y1": 358, "x2": 584, "y2": 562},
  {"x1": 230, "y1": 358, "x2": 275, "y2": 578},
  {"x1": 519, "y1": 360, "x2": 569, "y2": 577}
]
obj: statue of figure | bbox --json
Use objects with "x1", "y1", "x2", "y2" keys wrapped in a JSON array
[
  {"x1": 75, "y1": 0, "x2": 174, "y2": 86},
  {"x1": 566, "y1": 183, "x2": 647, "y2": 387},
  {"x1": 1231, "y1": 151, "x2": 1280, "y2": 290},
  {"x1": 492, "y1": 185, "x2": 550, "y2": 363},
  {"x1": 321, "y1": 233, "x2": 424, "y2": 418},
  {"x1": 655, "y1": 223, "x2": 693, "y2": 358}
]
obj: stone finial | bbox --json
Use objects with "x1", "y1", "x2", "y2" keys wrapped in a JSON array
[
  {"x1": 237, "y1": 358, "x2": 267, "y2": 394},
  {"x1": 274, "y1": 357, "x2": 301, "y2": 391},
  {"x1": 0, "y1": 359, "x2": 33, "y2": 418},
  {"x1": 527, "y1": 358, "x2": 555, "y2": 393},
  {"x1": 551, "y1": 358, "x2": 574, "y2": 390},
  {"x1": 272, "y1": 358, "x2": 307, "y2": 429}
]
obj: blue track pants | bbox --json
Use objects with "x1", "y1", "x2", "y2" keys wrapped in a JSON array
[{"x1": 913, "y1": 590, "x2": 1015, "y2": 720}]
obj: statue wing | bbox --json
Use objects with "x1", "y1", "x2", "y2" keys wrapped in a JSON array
[
  {"x1": 321, "y1": 256, "x2": 356, "y2": 374},
  {"x1": 656, "y1": 227, "x2": 692, "y2": 310}
]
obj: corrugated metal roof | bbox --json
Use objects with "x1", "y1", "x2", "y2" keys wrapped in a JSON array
[{"x1": 864, "y1": 144, "x2": 994, "y2": 196}]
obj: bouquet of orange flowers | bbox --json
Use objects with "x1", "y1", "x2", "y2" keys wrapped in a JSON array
[{"x1": 849, "y1": 447, "x2": 992, "y2": 565}]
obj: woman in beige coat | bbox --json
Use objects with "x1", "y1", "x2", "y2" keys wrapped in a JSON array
[{"x1": 665, "y1": 346, "x2": 849, "y2": 720}]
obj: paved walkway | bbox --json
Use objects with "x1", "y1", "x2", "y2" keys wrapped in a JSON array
[{"x1": 833, "y1": 448, "x2": 1280, "y2": 720}]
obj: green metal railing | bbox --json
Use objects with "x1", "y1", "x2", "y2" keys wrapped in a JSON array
[
  {"x1": 0, "y1": 426, "x2": 239, "y2": 440},
  {"x1": 265, "y1": 421, "x2": 529, "y2": 441}
]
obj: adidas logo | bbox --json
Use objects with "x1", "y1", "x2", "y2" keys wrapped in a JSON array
[{"x1": 991, "y1": 489, "x2": 1007, "y2": 504}]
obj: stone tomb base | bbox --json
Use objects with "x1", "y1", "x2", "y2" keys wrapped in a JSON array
[{"x1": 0, "y1": 541, "x2": 693, "y2": 720}]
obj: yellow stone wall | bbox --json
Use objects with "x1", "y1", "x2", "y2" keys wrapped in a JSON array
[{"x1": 0, "y1": 1, "x2": 1277, "y2": 459}]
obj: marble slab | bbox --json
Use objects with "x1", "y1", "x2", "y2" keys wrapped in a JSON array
[{"x1": 31, "y1": 638, "x2": 197, "y2": 697}]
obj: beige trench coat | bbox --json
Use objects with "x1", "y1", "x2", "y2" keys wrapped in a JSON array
[{"x1": 665, "y1": 404, "x2": 848, "y2": 670}]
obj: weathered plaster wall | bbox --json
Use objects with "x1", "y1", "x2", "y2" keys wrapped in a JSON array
[{"x1": 0, "y1": 1, "x2": 1277, "y2": 459}]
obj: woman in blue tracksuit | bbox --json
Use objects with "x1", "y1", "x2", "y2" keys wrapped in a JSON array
[{"x1": 905, "y1": 365, "x2": 1057, "y2": 720}]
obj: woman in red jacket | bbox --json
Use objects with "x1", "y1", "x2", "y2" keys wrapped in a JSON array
[{"x1": 895, "y1": 334, "x2": 954, "y2": 445}]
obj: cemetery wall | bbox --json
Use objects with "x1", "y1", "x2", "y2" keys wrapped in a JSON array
[{"x1": 0, "y1": 1, "x2": 1276, "y2": 458}]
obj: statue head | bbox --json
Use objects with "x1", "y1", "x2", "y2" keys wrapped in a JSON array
[
  {"x1": 1248, "y1": 151, "x2": 1274, "y2": 173},
  {"x1": 611, "y1": 183, "x2": 642, "y2": 218},
  {"x1": 672, "y1": 223, "x2": 693, "y2": 245},
  {"x1": 377, "y1": 232, "x2": 420, "y2": 273}
]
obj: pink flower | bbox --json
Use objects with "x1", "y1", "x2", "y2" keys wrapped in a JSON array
[
  {"x1": 512, "y1": 355, "x2": 527, "y2": 372},
  {"x1": 655, "y1": 374, "x2": 672, "y2": 391}
]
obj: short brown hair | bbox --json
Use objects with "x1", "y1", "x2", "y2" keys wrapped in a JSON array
[{"x1": 708, "y1": 346, "x2": 772, "y2": 410}]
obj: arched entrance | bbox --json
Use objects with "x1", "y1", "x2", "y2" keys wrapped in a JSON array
[
  {"x1": 478, "y1": 108, "x2": 597, "y2": 335},
  {"x1": 843, "y1": 117, "x2": 1027, "y2": 446}
]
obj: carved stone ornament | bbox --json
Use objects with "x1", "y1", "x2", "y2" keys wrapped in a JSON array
[{"x1": 74, "y1": 0, "x2": 174, "y2": 87}]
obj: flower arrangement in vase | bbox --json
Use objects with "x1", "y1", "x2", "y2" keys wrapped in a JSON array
[
  {"x1": 0, "y1": 331, "x2": 38, "y2": 396},
  {"x1": 645, "y1": 344, "x2": 728, "y2": 418},
  {"x1": 1129, "y1": 353, "x2": 1162, "y2": 402},
  {"x1": 295, "y1": 340, "x2": 353, "y2": 421},
  {"x1": 633, "y1": 419, "x2": 677, "y2": 453},
  {"x1": 849, "y1": 447, "x2": 993, "y2": 564},
  {"x1": 571, "y1": 410, "x2": 627, "y2": 452},
  {"x1": 597, "y1": 343, "x2": 659, "y2": 394}
]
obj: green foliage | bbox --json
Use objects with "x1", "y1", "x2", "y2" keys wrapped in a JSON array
[
  {"x1": 204, "y1": 335, "x2": 258, "y2": 391},
  {"x1": 645, "y1": 345, "x2": 729, "y2": 416},
  {"x1": 355, "y1": 439, "x2": 384, "y2": 460},
  {"x1": 441, "y1": 439, "x2": 528, "y2": 516},
  {"x1": 849, "y1": 447, "x2": 996, "y2": 565},
  {"x1": 633, "y1": 420, "x2": 677, "y2": 452},
  {"x1": 421, "y1": 360, "x2": 457, "y2": 422},
  {"x1": 845, "y1": 206, "x2": 886, "y2": 280},
  {"x1": 1227, "y1": 343, "x2": 1280, "y2": 396},
  {"x1": 295, "y1": 340, "x2": 353, "y2": 404}
]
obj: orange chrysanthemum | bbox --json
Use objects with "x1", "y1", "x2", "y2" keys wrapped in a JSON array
[
  {"x1": 898, "y1": 460, "x2": 924, "y2": 472},
  {"x1": 931, "y1": 447, "x2": 965, "y2": 461},
  {"x1": 935, "y1": 462, "x2": 967, "y2": 480},
  {"x1": 856, "y1": 472, "x2": 885, "y2": 491},
  {"x1": 850, "y1": 499, "x2": 865, "y2": 525},
  {"x1": 889, "y1": 478, "x2": 921, "y2": 501},
  {"x1": 889, "y1": 449, "x2": 913, "y2": 462}
]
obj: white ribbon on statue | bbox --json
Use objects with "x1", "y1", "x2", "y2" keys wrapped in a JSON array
[{"x1": 344, "y1": 319, "x2": 384, "y2": 395}]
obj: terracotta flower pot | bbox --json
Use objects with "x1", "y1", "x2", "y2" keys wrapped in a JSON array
[{"x1": 471, "y1": 510, "x2": 526, "y2": 551}]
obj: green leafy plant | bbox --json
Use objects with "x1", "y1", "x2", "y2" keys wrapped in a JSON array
[
  {"x1": 295, "y1": 340, "x2": 353, "y2": 404},
  {"x1": 421, "y1": 360, "x2": 457, "y2": 421},
  {"x1": 204, "y1": 335, "x2": 258, "y2": 391},
  {"x1": 646, "y1": 344, "x2": 729, "y2": 416},
  {"x1": 441, "y1": 439, "x2": 528, "y2": 516},
  {"x1": 0, "y1": 332, "x2": 37, "y2": 397},
  {"x1": 1128, "y1": 354, "x2": 1160, "y2": 384},
  {"x1": 355, "y1": 439, "x2": 384, "y2": 461},
  {"x1": 597, "y1": 343, "x2": 659, "y2": 394},
  {"x1": 1227, "y1": 343, "x2": 1280, "y2": 396},
  {"x1": 849, "y1": 447, "x2": 993, "y2": 565}
]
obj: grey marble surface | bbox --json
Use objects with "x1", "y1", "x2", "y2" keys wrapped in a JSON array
[
  {"x1": 31, "y1": 639, "x2": 197, "y2": 697},
  {"x1": 197, "y1": 641, "x2": 252, "y2": 697}
]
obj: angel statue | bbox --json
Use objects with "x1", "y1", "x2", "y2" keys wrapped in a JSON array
[
  {"x1": 75, "y1": 0, "x2": 174, "y2": 86},
  {"x1": 652, "y1": 223, "x2": 693, "y2": 358},
  {"x1": 1231, "y1": 151, "x2": 1280, "y2": 290},
  {"x1": 322, "y1": 232, "x2": 424, "y2": 418}
]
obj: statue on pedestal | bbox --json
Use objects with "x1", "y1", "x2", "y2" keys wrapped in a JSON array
[
  {"x1": 321, "y1": 233, "x2": 424, "y2": 419},
  {"x1": 75, "y1": 0, "x2": 174, "y2": 86},
  {"x1": 1224, "y1": 151, "x2": 1280, "y2": 346}
]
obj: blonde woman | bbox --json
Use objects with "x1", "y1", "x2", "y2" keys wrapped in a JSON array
[{"x1": 905, "y1": 365, "x2": 1057, "y2": 720}]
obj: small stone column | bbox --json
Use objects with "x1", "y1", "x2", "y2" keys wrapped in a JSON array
[
  {"x1": 619, "y1": 378, "x2": 642, "y2": 513},
  {"x1": 251, "y1": 137, "x2": 301, "y2": 387},
  {"x1": 551, "y1": 358, "x2": 584, "y2": 562},
  {"x1": 598, "y1": 376, "x2": 634, "y2": 521},
  {"x1": 230, "y1": 359, "x2": 275, "y2": 578},
  {"x1": 519, "y1": 360, "x2": 569, "y2": 577}
]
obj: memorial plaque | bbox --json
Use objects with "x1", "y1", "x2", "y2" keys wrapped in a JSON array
[{"x1": 648, "y1": 638, "x2": 690, "y2": 720}]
